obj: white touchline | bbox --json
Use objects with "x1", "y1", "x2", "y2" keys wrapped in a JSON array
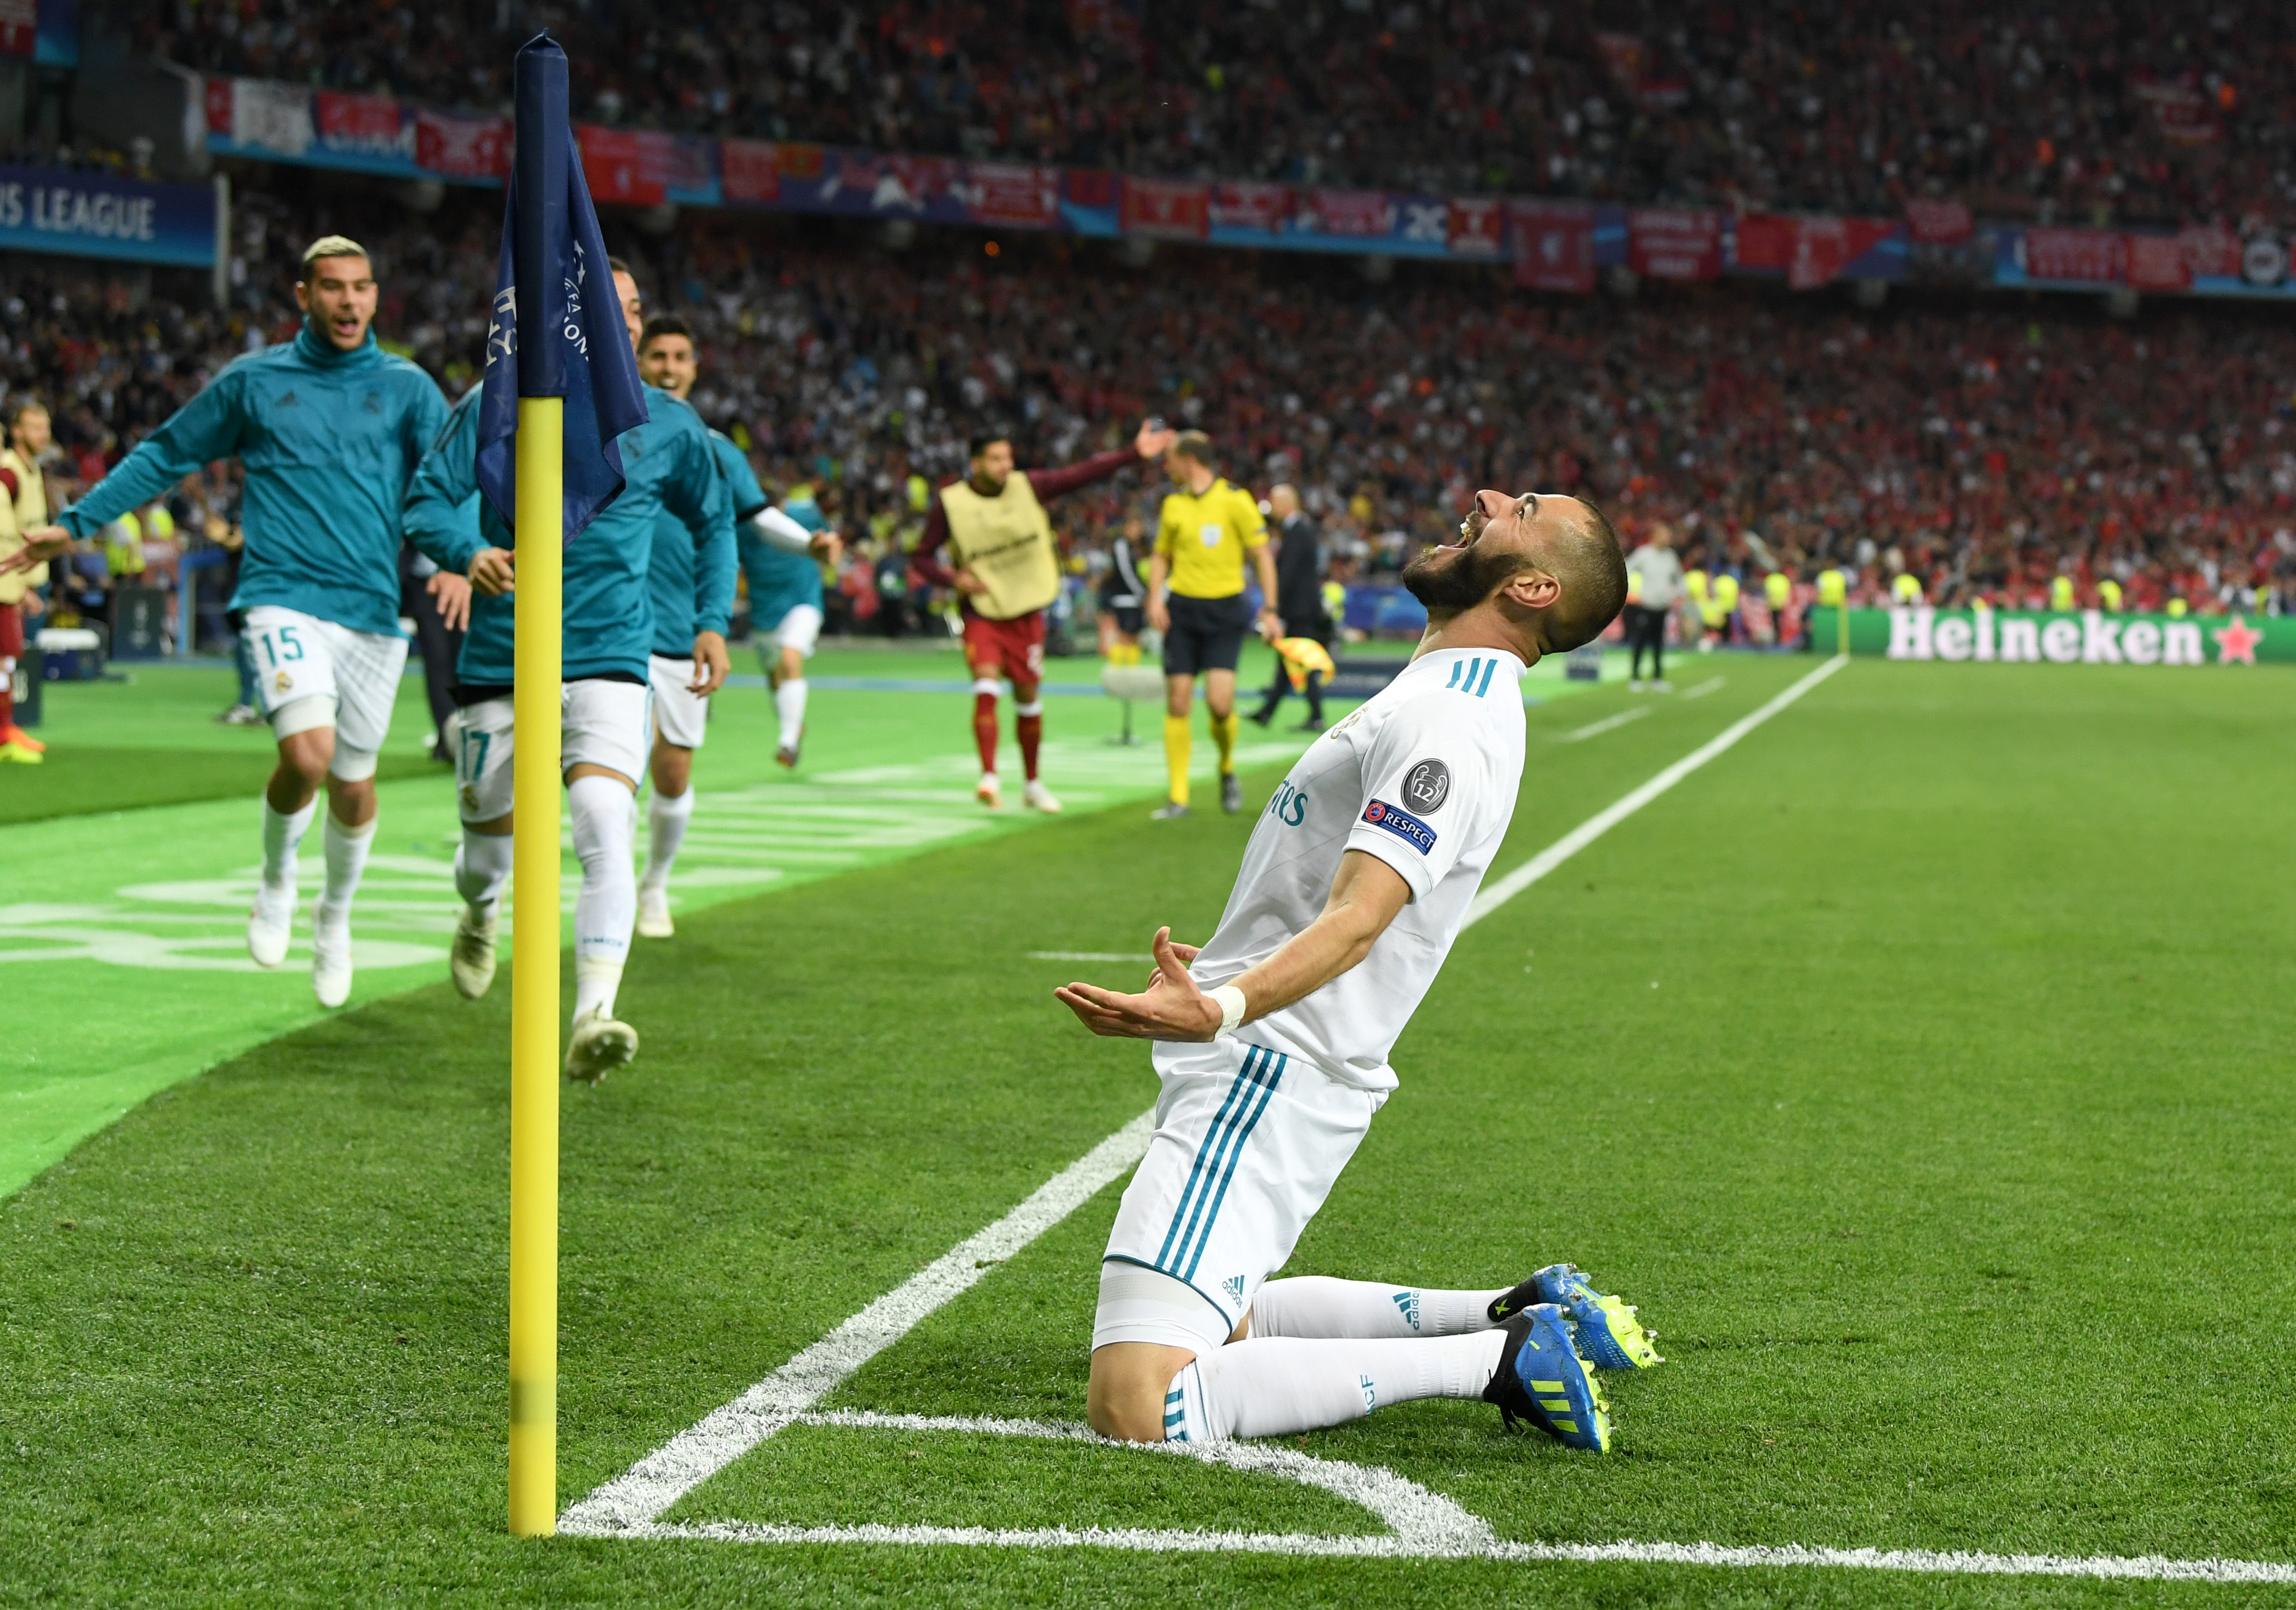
[
  {"x1": 543, "y1": 653, "x2": 2286, "y2": 1580},
  {"x1": 1683, "y1": 676, "x2": 1726, "y2": 699},
  {"x1": 1467, "y1": 654, "x2": 1846, "y2": 929},
  {"x1": 1555, "y1": 704, "x2": 1653, "y2": 742},
  {"x1": 1027, "y1": 951, "x2": 1147, "y2": 963}
]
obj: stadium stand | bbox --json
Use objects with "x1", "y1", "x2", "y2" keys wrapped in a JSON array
[
  {"x1": 120, "y1": 0, "x2": 2296, "y2": 221},
  {"x1": 6, "y1": 162, "x2": 2292, "y2": 629}
]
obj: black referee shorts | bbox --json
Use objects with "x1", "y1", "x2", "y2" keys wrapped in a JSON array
[{"x1": 1162, "y1": 592, "x2": 1252, "y2": 677}]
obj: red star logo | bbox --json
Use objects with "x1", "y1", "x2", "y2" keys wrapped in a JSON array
[{"x1": 2211, "y1": 615, "x2": 2264, "y2": 665}]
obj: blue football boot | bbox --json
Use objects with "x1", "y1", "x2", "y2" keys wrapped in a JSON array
[
  {"x1": 1487, "y1": 1263, "x2": 1663, "y2": 1371},
  {"x1": 1481, "y1": 1302, "x2": 1612, "y2": 1451}
]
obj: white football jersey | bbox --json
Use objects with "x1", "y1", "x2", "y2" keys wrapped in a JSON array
[{"x1": 1175, "y1": 645, "x2": 1528, "y2": 1092}]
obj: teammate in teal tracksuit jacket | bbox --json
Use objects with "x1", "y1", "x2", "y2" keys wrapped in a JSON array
[
  {"x1": 403, "y1": 382, "x2": 732, "y2": 686},
  {"x1": 56, "y1": 319, "x2": 447, "y2": 636},
  {"x1": 647, "y1": 430, "x2": 753, "y2": 663}
]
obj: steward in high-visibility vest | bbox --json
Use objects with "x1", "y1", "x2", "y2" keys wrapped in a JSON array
[
  {"x1": 2049, "y1": 574, "x2": 2076, "y2": 611},
  {"x1": 1764, "y1": 571, "x2": 1791, "y2": 611},
  {"x1": 1891, "y1": 571, "x2": 1922, "y2": 604},
  {"x1": 2097, "y1": 577, "x2": 2123, "y2": 613},
  {"x1": 1817, "y1": 568, "x2": 1849, "y2": 607}
]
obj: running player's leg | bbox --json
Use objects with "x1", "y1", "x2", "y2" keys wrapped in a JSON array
[
  {"x1": 449, "y1": 695, "x2": 515, "y2": 1000},
  {"x1": 1012, "y1": 617, "x2": 1058, "y2": 812},
  {"x1": 243, "y1": 607, "x2": 342, "y2": 971},
  {"x1": 641, "y1": 654, "x2": 707, "y2": 937},
  {"x1": 1201, "y1": 605, "x2": 1247, "y2": 812},
  {"x1": 562, "y1": 679, "x2": 649, "y2": 1081},
  {"x1": 306, "y1": 620, "x2": 407, "y2": 1006},
  {"x1": 961, "y1": 612, "x2": 1005, "y2": 808},
  {"x1": 771, "y1": 604, "x2": 820, "y2": 768},
  {"x1": 1157, "y1": 603, "x2": 1198, "y2": 817}
]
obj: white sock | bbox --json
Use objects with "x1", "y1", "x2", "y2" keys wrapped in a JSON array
[
  {"x1": 575, "y1": 955, "x2": 624, "y2": 1023},
  {"x1": 454, "y1": 831, "x2": 514, "y2": 911},
  {"x1": 261, "y1": 798, "x2": 318, "y2": 891},
  {"x1": 773, "y1": 677, "x2": 807, "y2": 751},
  {"x1": 316, "y1": 813, "x2": 376, "y2": 929},
  {"x1": 642, "y1": 787, "x2": 694, "y2": 895},
  {"x1": 568, "y1": 775, "x2": 637, "y2": 1021},
  {"x1": 1250, "y1": 1277, "x2": 1510, "y2": 1340},
  {"x1": 1165, "y1": 1332, "x2": 1506, "y2": 1442}
]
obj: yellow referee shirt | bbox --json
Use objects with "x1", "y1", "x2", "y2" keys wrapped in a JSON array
[{"x1": 1155, "y1": 479, "x2": 1267, "y2": 598}]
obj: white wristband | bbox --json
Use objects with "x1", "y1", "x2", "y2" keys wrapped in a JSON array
[{"x1": 1208, "y1": 984, "x2": 1248, "y2": 1040}]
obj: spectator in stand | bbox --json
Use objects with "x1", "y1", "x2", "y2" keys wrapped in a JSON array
[
  {"x1": 0, "y1": 398, "x2": 51, "y2": 761},
  {"x1": 1248, "y1": 483, "x2": 1333, "y2": 732},
  {"x1": 1623, "y1": 521, "x2": 1683, "y2": 692}
]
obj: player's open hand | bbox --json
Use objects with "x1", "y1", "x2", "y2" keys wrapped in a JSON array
[
  {"x1": 951, "y1": 566, "x2": 989, "y2": 597},
  {"x1": 468, "y1": 546, "x2": 515, "y2": 596},
  {"x1": 426, "y1": 569, "x2": 473, "y2": 632},
  {"x1": 1054, "y1": 926, "x2": 1220, "y2": 1041},
  {"x1": 1135, "y1": 420, "x2": 1179, "y2": 460},
  {"x1": 689, "y1": 629, "x2": 729, "y2": 696},
  {"x1": 809, "y1": 530, "x2": 844, "y2": 566},
  {"x1": 0, "y1": 524, "x2": 71, "y2": 574}
]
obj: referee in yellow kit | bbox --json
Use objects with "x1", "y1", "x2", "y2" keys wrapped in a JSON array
[{"x1": 1146, "y1": 431, "x2": 1280, "y2": 818}]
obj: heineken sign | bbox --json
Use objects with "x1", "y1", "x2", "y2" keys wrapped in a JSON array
[{"x1": 1815, "y1": 607, "x2": 2284, "y2": 666}]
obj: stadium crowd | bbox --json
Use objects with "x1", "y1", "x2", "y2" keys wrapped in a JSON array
[
  {"x1": 123, "y1": 0, "x2": 2296, "y2": 223},
  {"x1": 5, "y1": 178, "x2": 2295, "y2": 661}
]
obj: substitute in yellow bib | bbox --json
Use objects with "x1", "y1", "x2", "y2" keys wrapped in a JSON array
[
  {"x1": 1147, "y1": 431, "x2": 1280, "y2": 819},
  {"x1": 0, "y1": 397, "x2": 51, "y2": 761},
  {"x1": 915, "y1": 418, "x2": 1175, "y2": 811}
]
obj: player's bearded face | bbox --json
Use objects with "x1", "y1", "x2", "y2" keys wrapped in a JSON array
[{"x1": 1403, "y1": 502, "x2": 1527, "y2": 612}]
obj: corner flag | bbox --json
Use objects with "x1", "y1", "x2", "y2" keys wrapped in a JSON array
[
  {"x1": 477, "y1": 35, "x2": 647, "y2": 541},
  {"x1": 496, "y1": 31, "x2": 646, "y2": 1541}
]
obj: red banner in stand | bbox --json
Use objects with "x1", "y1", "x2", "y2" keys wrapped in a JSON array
[
  {"x1": 577, "y1": 125, "x2": 668, "y2": 206},
  {"x1": 1788, "y1": 217, "x2": 1897, "y2": 288},
  {"x1": 1210, "y1": 182, "x2": 1289, "y2": 233},
  {"x1": 1628, "y1": 209, "x2": 1721, "y2": 280},
  {"x1": 1510, "y1": 202, "x2": 1595, "y2": 292},
  {"x1": 1120, "y1": 177, "x2": 1209, "y2": 239},
  {"x1": 0, "y1": 0, "x2": 30, "y2": 59},
  {"x1": 2126, "y1": 233, "x2": 2191, "y2": 291},
  {"x1": 1303, "y1": 188, "x2": 1396, "y2": 237},
  {"x1": 413, "y1": 109, "x2": 509, "y2": 179},
  {"x1": 1734, "y1": 213, "x2": 1794, "y2": 270},
  {"x1": 720, "y1": 138, "x2": 778, "y2": 203},
  {"x1": 2023, "y1": 227, "x2": 2126, "y2": 283},
  {"x1": 314, "y1": 91, "x2": 403, "y2": 153},
  {"x1": 1904, "y1": 198, "x2": 1974, "y2": 244},
  {"x1": 2178, "y1": 224, "x2": 2240, "y2": 279},
  {"x1": 204, "y1": 77, "x2": 233, "y2": 133},
  {"x1": 1447, "y1": 196, "x2": 1505, "y2": 257},
  {"x1": 967, "y1": 162, "x2": 1061, "y2": 227}
]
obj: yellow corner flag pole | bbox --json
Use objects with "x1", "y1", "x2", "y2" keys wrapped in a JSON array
[
  {"x1": 507, "y1": 397, "x2": 562, "y2": 1537},
  {"x1": 505, "y1": 34, "x2": 569, "y2": 1539}
]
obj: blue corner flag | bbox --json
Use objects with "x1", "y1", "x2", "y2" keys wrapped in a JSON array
[{"x1": 476, "y1": 34, "x2": 648, "y2": 541}]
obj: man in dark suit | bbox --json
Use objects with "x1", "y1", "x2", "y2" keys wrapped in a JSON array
[{"x1": 1247, "y1": 483, "x2": 1332, "y2": 731}]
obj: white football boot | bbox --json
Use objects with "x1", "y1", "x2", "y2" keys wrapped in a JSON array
[
  {"x1": 450, "y1": 903, "x2": 498, "y2": 999},
  {"x1": 247, "y1": 879, "x2": 295, "y2": 969},
  {"x1": 564, "y1": 1007, "x2": 639, "y2": 1085},
  {"x1": 636, "y1": 885, "x2": 675, "y2": 939},
  {"x1": 1022, "y1": 778, "x2": 1061, "y2": 814},
  {"x1": 975, "y1": 770, "x2": 1002, "y2": 809},
  {"x1": 310, "y1": 918, "x2": 353, "y2": 1008}
]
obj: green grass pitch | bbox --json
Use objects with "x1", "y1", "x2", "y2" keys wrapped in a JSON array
[{"x1": 3, "y1": 651, "x2": 2293, "y2": 1605}]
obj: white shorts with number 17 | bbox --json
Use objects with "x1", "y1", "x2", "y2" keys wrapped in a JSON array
[
  {"x1": 453, "y1": 681, "x2": 650, "y2": 824},
  {"x1": 1095, "y1": 1037, "x2": 1384, "y2": 1353}
]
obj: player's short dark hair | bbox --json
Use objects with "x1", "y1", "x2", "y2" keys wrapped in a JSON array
[
  {"x1": 298, "y1": 235, "x2": 370, "y2": 279},
  {"x1": 1171, "y1": 430, "x2": 1215, "y2": 466},
  {"x1": 608, "y1": 256, "x2": 634, "y2": 277},
  {"x1": 969, "y1": 429, "x2": 1013, "y2": 459},
  {"x1": 639, "y1": 314, "x2": 692, "y2": 349},
  {"x1": 1545, "y1": 497, "x2": 1630, "y2": 652}
]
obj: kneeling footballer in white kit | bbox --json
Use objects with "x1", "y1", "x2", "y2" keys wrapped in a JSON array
[{"x1": 1058, "y1": 488, "x2": 1660, "y2": 1452}]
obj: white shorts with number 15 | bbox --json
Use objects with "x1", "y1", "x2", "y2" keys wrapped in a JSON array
[{"x1": 243, "y1": 605, "x2": 408, "y2": 780}]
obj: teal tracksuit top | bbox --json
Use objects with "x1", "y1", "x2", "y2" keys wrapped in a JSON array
[
  {"x1": 742, "y1": 489, "x2": 826, "y2": 627},
  {"x1": 402, "y1": 383, "x2": 732, "y2": 687},
  {"x1": 647, "y1": 429, "x2": 755, "y2": 659},
  {"x1": 57, "y1": 321, "x2": 448, "y2": 637}
]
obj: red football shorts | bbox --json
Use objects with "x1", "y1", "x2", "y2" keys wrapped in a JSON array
[
  {"x1": 962, "y1": 609, "x2": 1046, "y2": 685},
  {"x1": 0, "y1": 600, "x2": 21, "y2": 662}
]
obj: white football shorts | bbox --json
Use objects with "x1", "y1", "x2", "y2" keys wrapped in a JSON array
[
  {"x1": 647, "y1": 652, "x2": 710, "y2": 750},
  {"x1": 453, "y1": 679, "x2": 651, "y2": 824},
  {"x1": 242, "y1": 605, "x2": 408, "y2": 776},
  {"x1": 759, "y1": 602, "x2": 822, "y2": 660},
  {"x1": 1095, "y1": 1037, "x2": 1385, "y2": 1353}
]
